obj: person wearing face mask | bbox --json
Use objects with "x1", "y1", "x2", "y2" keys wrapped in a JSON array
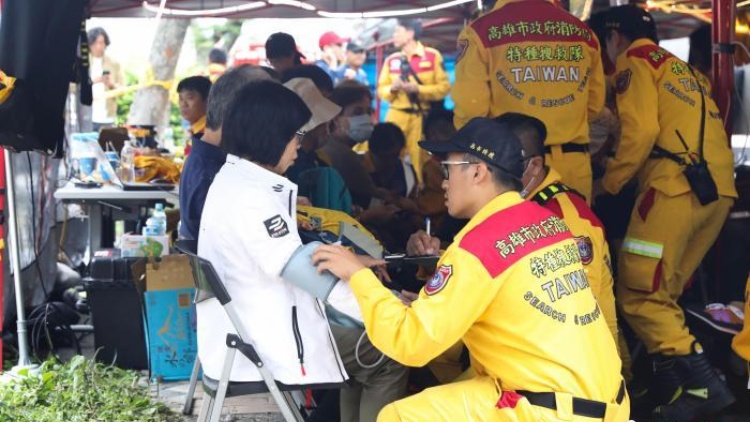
[
  {"x1": 497, "y1": 112, "x2": 620, "y2": 356},
  {"x1": 318, "y1": 82, "x2": 392, "y2": 209},
  {"x1": 312, "y1": 118, "x2": 628, "y2": 422}
]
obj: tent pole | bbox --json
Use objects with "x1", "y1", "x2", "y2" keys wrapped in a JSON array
[
  {"x1": 712, "y1": 0, "x2": 735, "y2": 135},
  {"x1": 4, "y1": 149, "x2": 32, "y2": 368}
]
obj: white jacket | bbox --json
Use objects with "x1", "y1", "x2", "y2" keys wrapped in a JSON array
[{"x1": 197, "y1": 155, "x2": 348, "y2": 385}]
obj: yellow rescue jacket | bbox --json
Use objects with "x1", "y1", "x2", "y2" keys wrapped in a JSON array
[
  {"x1": 529, "y1": 168, "x2": 619, "y2": 353},
  {"x1": 603, "y1": 39, "x2": 737, "y2": 198},
  {"x1": 349, "y1": 192, "x2": 622, "y2": 403},
  {"x1": 377, "y1": 42, "x2": 451, "y2": 111},
  {"x1": 453, "y1": 0, "x2": 605, "y2": 146}
]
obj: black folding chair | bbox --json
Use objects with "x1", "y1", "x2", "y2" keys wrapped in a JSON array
[{"x1": 175, "y1": 240, "x2": 306, "y2": 422}]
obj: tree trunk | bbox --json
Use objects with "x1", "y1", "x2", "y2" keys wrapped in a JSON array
[{"x1": 128, "y1": 18, "x2": 190, "y2": 139}]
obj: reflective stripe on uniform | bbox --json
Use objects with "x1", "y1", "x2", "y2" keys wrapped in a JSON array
[{"x1": 622, "y1": 238, "x2": 664, "y2": 259}]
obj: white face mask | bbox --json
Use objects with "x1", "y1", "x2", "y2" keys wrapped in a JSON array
[{"x1": 346, "y1": 114, "x2": 374, "y2": 143}]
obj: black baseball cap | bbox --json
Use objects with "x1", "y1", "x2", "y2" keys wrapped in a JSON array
[
  {"x1": 419, "y1": 117, "x2": 524, "y2": 179},
  {"x1": 265, "y1": 32, "x2": 306, "y2": 60},
  {"x1": 605, "y1": 5, "x2": 659, "y2": 43},
  {"x1": 346, "y1": 41, "x2": 365, "y2": 53}
]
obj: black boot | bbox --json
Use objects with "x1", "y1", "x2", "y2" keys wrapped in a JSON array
[{"x1": 652, "y1": 346, "x2": 736, "y2": 421}]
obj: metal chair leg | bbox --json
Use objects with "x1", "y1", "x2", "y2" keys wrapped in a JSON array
[
  {"x1": 182, "y1": 357, "x2": 202, "y2": 415},
  {"x1": 196, "y1": 391, "x2": 213, "y2": 422},
  {"x1": 210, "y1": 347, "x2": 236, "y2": 422},
  {"x1": 282, "y1": 390, "x2": 307, "y2": 421}
]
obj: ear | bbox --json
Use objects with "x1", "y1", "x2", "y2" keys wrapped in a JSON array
[{"x1": 474, "y1": 162, "x2": 494, "y2": 184}]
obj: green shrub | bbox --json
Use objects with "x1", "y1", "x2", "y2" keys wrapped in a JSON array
[{"x1": 0, "y1": 356, "x2": 180, "y2": 422}]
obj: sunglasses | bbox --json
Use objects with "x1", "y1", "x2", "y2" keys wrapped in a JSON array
[{"x1": 439, "y1": 160, "x2": 481, "y2": 180}]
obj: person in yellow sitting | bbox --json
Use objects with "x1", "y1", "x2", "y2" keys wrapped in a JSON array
[{"x1": 313, "y1": 118, "x2": 628, "y2": 421}]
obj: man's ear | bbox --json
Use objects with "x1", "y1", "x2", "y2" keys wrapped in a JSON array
[{"x1": 474, "y1": 162, "x2": 493, "y2": 184}]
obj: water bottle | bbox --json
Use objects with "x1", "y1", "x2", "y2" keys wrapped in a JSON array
[
  {"x1": 151, "y1": 203, "x2": 167, "y2": 236},
  {"x1": 120, "y1": 140, "x2": 135, "y2": 183}
]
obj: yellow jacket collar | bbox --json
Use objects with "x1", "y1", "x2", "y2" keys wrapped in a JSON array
[
  {"x1": 456, "y1": 191, "x2": 525, "y2": 240},
  {"x1": 619, "y1": 38, "x2": 656, "y2": 61},
  {"x1": 191, "y1": 115, "x2": 207, "y2": 135},
  {"x1": 528, "y1": 167, "x2": 562, "y2": 199}
]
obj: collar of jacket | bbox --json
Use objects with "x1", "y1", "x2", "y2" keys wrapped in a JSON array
[
  {"x1": 225, "y1": 154, "x2": 297, "y2": 192},
  {"x1": 528, "y1": 167, "x2": 562, "y2": 199},
  {"x1": 492, "y1": 0, "x2": 554, "y2": 12},
  {"x1": 619, "y1": 38, "x2": 657, "y2": 61},
  {"x1": 403, "y1": 41, "x2": 426, "y2": 59}
]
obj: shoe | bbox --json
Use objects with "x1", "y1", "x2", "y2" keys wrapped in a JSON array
[
  {"x1": 652, "y1": 346, "x2": 736, "y2": 421},
  {"x1": 685, "y1": 303, "x2": 744, "y2": 335}
]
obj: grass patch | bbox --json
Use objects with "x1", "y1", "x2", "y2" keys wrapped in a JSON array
[{"x1": 0, "y1": 356, "x2": 181, "y2": 422}]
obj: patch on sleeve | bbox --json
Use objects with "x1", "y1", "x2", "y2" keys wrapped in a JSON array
[
  {"x1": 263, "y1": 215, "x2": 290, "y2": 238},
  {"x1": 574, "y1": 236, "x2": 594, "y2": 265},
  {"x1": 456, "y1": 39, "x2": 469, "y2": 65},
  {"x1": 615, "y1": 69, "x2": 632, "y2": 94},
  {"x1": 424, "y1": 265, "x2": 453, "y2": 296}
]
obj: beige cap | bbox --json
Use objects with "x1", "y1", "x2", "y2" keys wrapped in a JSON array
[{"x1": 283, "y1": 78, "x2": 341, "y2": 133}]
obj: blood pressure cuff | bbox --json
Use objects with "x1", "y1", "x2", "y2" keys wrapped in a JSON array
[{"x1": 281, "y1": 241, "x2": 338, "y2": 300}]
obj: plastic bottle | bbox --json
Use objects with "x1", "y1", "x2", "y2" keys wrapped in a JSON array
[
  {"x1": 120, "y1": 140, "x2": 135, "y2": 183},
  {"x1": 151, "y1": 203, "x2": 167, "y2": 236}
]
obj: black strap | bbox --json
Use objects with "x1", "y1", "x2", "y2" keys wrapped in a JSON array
[
  {"x1": 530, "y1": 182, "x2": 585, "y2": 206},
  {"x1": 649, "y1": 65, "x2": 707, "y2": 165},
  {"x1": 543, "y1": 143, "x2": 589, "y2": 154},
  {"x1": 399, "y1": 55, "x2": 423, "y2": 112},
  {"x1": 518, "y1": 381, "x2": 626, "y2": 419}
]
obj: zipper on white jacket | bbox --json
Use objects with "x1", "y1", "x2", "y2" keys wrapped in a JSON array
[{"x1": 291, "y1": 306, "x2": 306, "y2": 376}]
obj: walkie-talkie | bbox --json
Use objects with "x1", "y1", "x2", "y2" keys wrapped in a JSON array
[{"x1": 399, "y1": 55, "x2": 421, "y2": 111}]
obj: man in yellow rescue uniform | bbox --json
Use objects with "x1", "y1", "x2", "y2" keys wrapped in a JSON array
[
  {"x1": 377, "y1": 19, "x2": 450, "y2": 184},
  {"x1": 498, "y1": 112, "x2": 620, "y2": 353},
  {"x1": 313, "y1": 118, "x2": 628, "y2": 422},
  {"x1": 453, "y1": 0, "x2": 605, "y2": 201},
  {"x1": 599, "y1": 6, "x2": 737, "y2": 420}
]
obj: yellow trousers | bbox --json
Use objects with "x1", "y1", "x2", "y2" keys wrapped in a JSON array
[
  {"x1": 732, "y1": 277, "x2": 750, "y2": 362},
  {"x1": 378, "y1": 376, "x2": 630, "y2": 422},
  {"x1": 545, "y1": 147, "x2": 592, "y2": 202},
  {"x1": 617, "y1": 189, "x2": 733, "y2": 355},
  {"x1": 386, "y1": 108, "x2": 428, "y2": 184}
]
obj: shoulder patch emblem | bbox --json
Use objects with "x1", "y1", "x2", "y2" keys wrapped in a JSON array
[
  {"x1": 264, "y1": 215, "x2": 290, "y2": 238},
  {"x1": 456, "y1": 39, "x2": 469, "y2": 65},
  {"x1": 574, "y1": 236, "x2": 594, "y2": 265},
  {"x1": 425, "y1": 265, "x2": 453, "y2": 296},
  {"x1": 615, "y1": 69, "x2": 632, "y2": 94}
]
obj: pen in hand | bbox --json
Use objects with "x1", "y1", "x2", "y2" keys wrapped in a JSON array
[{"x1": 425, "y1": 217, "x2": 431, "y2": 237}]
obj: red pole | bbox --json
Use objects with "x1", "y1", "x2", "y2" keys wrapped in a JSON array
[
  {"x1": 712, "y1": 0, "x2": 735, "y2": 136},
  {"x1": 0, "y1": 0, "x2": 5, "y2": 373},
  {"x1": 375, "y1": 44, "x2": 384, "y2": 122}
]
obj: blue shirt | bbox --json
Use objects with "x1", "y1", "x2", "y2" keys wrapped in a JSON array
[
  {"x1": 314, "y1": 60, "x2": 339, "y2": 82},
  {"x1": 179, "y1": 137, "x2": 226, "y2": 240},
  {"x1": 334, "y1": 65, "x2": 368, "y2": 86}
]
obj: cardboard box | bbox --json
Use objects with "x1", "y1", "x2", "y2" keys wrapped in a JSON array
[
  {"x1": 144, "y1": 288, "x2": 197, "y2": 381},
  {"x1": 132, "y1": 255, "x2": 197, "y2": 381},
  {"x1": 121, "y1": 234, "x2": 170, "y2": 258}
]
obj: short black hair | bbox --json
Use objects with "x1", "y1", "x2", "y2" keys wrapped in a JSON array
[
  {"x1": 494, "y1": 112, "x2": 547, "y2": 159},
  {"x1": 585, "y1": 10, "x2": 609, "y2": 48},
  {"x1": 208, "y1": 48, "x2": 228, "y2": 65},
  {"x1": 397, "y1": 19, "x2": 423, "y2": 41},
  {"x1": 282, "y1": 65, "x2": 334, "y2": 95},
  {"x1": 221, "y1": 81, "x2": 311, "y2": 166},
  {"x1": 177, "y1": 76, "x2": 212, "y2": 101},
  {"x1": 423, "y1": 108, "x2": 455, "y2": 138},
  {"x1": 488, "y1": 163, "x2": 523, "y2": 191},
  {"x1": 370, "y1": 123, "x2": 405, "y2": 153},
  {"x1": 87, "y1": 27, "x2": 110, "y2": 46},
  {"x1": 330, "y1": 81, "x2": 372, "y2": 109},
  {"x1": 206, "y1": 65, "x2": 273, "y2": 130},
  {"x1": 266, "y1": 32, "x2": 303, "y2": 64}
]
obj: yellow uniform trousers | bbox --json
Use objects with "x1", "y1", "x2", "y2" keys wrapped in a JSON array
[
  {"x1": 617, "y1": 189, "x2": 733, "y2": 355},
  {"x1": 544, "y1": 147, "x2": 592, "y2": 203},
  {"x1": 386, "y1": 108, "x2": 428, "y2": 184},
  {"x1": 378, "y1": 376, "x2": 630, "y2": 422}
]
